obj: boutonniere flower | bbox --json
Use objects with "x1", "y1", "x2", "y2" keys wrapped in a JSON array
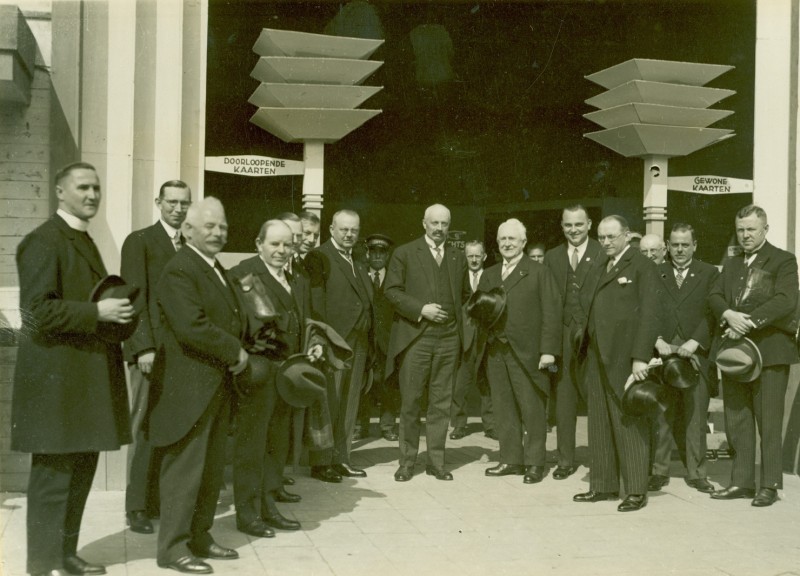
[
  {"x1": 617, "y1": 277, "x2": 633, "y2": 285},
  {"x1": 689, "y1": 273, "x2": 695, "y2": 278},
  {"x1": 585, "y1": 257, "x2": 591, "y2": 262}
]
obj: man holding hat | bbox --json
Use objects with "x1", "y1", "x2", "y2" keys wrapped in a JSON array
[
  {"x1": 12, "y1": 161, "x2": 135, "y2": 576},
  {"x1": 650, "y1": 223, "x2": 719, "y2": 494},
  {"x1": 708, "y1": 204, "x2": 799, "y2": 507},
  {"x1": 355, "y1": 233, "x2": 400, "y2": 442},
  {"x1": 478, "y1": 219, "x2": 562, "y2": 484}
]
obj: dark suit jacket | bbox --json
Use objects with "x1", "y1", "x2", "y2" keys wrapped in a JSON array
[
  {"x1": 656, "y1": 259, "x2": 719, "y2": 350},
  {"x1": 544, "y1": 238, "x2": 605, "y2": 327},
  {"x1": 120, "y1": 221, "x2": 178, "y2": 363},
  {"x1": 708, "y1": 241, "x2": 799, "y2": 367},
  {"x1": 306, "y1": 240, "x2": 373, "y2": 343},
  {"x1": 12, "y1": 214, "x2": 131, "y2": 453},
  {"x1": 148, "y1": 247, "x2": 246, "y2": 447},
  {"x1": 584, "y1": 247, "x2": 661, "y2": 397},
  {"x1": 477, "y1": 257, "x2": 562, "y2": 393},
  {"x1": 384, "y1": 236, "x2": 467, "y2": 379},
  {"x1": 371, "y1": 268, "x2": 393, "y2": 356}
]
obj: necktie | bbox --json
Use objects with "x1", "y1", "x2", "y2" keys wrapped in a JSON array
[
  {"x1": 172, "y1": 231, "x2": 182, "y2": 252},
  {"x1": 570, "y1": 248, "x2": 579, "y2": 271},
  {"x1": 276, "y1": 270, "x2": 292, "y2": 294},
  {"x1": 338, "y1": 249, "x2": 355, "y2": 276},
  {"x1": 213, "y1": 261, "x2": 227, "y2": 287},
  {"x1": 501, "y1": 263, "x2": 510, "y2": 280},
  {"x1": 434, "y1": 246, "x2": 443, "y2": 266},
  {"x1": 471, "y1": 271, "x2": 479, "y2": 292},
  {"x1": 606, "y1": 259, "x2": 615, "y2": 273},
  {"x1": 675, "y1": 266, "x2": 686, "y2": 289},
  {"x1": 373, "y1": 270, "x2": 381, "y2": 289}
]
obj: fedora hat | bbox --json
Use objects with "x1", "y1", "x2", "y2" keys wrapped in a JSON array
[
  {"x1": 275, "y1": 353, "x2": 328, "y2": 408},
  {"x1": 662, "y1": 355, "x2": 699, "y2": 389},
  {"x1": 89, "y1": 275, "x2": 140, "y2": 343},
  {"x1": 621, "y1": 377, "x2": 668, "y2": 417},
  {"x1": 466, "y1": 287, "x2": 506, "y2": 329},
  {"x1": 715, "y1": 337, "x2": 762, "y2": 383}
]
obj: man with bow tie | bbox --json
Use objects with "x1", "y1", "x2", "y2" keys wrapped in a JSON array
[
  {"x1": 305, "y1": 209, "x2": 374, "y2": 482},
  {"x1": 120, "y1": 179, "x2": 192, "y2": 535},
  {"x1": 573, "y1": 215, "x2": 660, "y2": 512},
  {"x1": 650, "y1": 224, "x2": 719, "y2": 494},
  {"x1": 708, "y1": 205, "x2": 799, "y2": 507},
  {"x1": 478, "y1": 219, "x2": 562, "y2": 485}
]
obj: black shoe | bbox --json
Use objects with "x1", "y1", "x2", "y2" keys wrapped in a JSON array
[
  {"x1": 751, "y1": 487, "x2": 779, "y2": 507},
  {"x1": 449, "y1": 426, "x2": 468, "y2": 440},
  {"x1": 686, "y1": 478, "x2": 715, "y2": 494},
  {"x1": 188, "y1": 542, "x2": 238, "y2": 560},
  {"x1": 381, "y1": 429, "x2": 399, "y2": 441},
  {"x1": 573, "y1": 490, "x2": 619, "y2": 503},
  {"x1": 484, "y1": 428, "x2": 499, "y2": 440},
  {"x1": 32, "y1": 571, "x2": 69, "y2": 576},
  {"x1": 552, "y1": 466, "x2": 577, "y2": 480},
  {"x1": 126, "y1": 510, "x2": 154, "y2": 534},
  {"x1": 263, "y1": 511, "x2": 301, "y2": 531},
  {"x1": 711, "y1": 485, "x2": 756, "y2": 500},
  {"x1": 237, "y1": 519, "x2": 275, "y2": 539},
  {"x1": 332, "y1": 463, "x2": 367, "y2": 478},
  {"x1": 647, "y1": 474, "x2": 670, "y2": 492},
  {"x1": 310, "y1": 465, "x2": 342, "y2": 483},
  {"x1": 159, "y1": 555, "x2": 213, "y2": 574},
  {"x1": 63, "y1": 556, "x2": 106, "y2": 575},
  {"x1": 485, "y1": 463, "x2": 525, "y2": 477},
  {"x1": 282, "y1": 476, "x2": 295, "y2": 486},
  {"x1": 618, "y1": 494, "x2": 648, "y2": 512},
  {"x1": 394, "y1": 466, "x2": 413, "y2": 482},
  {"x1": 271, "y1": 487, "x2": 302, "y2": 503},
  {"x1": 523, "y1": 465, "x2": 546, "y2": 484},
  {"x1": 425, "y1": 466, "x2": 453, "y2": 481}
]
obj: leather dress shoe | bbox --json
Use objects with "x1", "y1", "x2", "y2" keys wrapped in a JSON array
[
  {"x1": 647, "y1": 474, "x2": 670, "y2": 491},
  {"x1": 573, "y1": 490, "x2": 619, "y2": 503},
  {"x1": 263, "y1": 511, "x2": 301, "y2": 531},
  {"x1": 159, "y1": 555, "x2": 213, "y2": 574},
  {"x1": 126, "y1": 510, "x2": 154, "y2": 534},
  {"x1": 618, "y1": 494, "x2": 648, "y2": 512},
  {"x1": 523, "y1": 466, "x2": 546, "y2": 484},
  {"x1": 381, "y1": 429, "x2": 399, "y2": 441},
  {"x1": 332, "y1": 463, "x2": 367, "y2": 478},
  {"x1": 751, "y1": 487, "x2": 779, "y2": 507},
  {"x1": 271, "y1": 487, "x2": 302, "y2": 503},
  {"x1": 282, "y1": 476, "x2": 295, "y2": 486},
  {"x1": 32, "y1": 570, "x2": 68, "y2": 576},
  {"x1": 449, "y1": 426, "x2": 468, "y2": 440},
  {"x1": 425, "y1": 466, "x2": 453, "y2": 481},
  {"x1": 686, "y1": 478, "x2": 715, "y2": 494},
  {"x1": 310, "y1": 465, "x2": 342, "y2": 483},
  {"x1": 394, "y1": 466, "x2": 413, "y2": 482},
  {"x1": 63, "y1": 556, "x2": 106, "y2": 575},
  {"x1": 484, "y1": 428, "x2": 499, "y2": 440},
  {"x1": 552, "y1": 466, "x2": 577, "y2": 480},
  {"x1": 237, "y1": 519, "x2": 275, "y2": 539},
  {"x1": 485, "y1": 463, "x2": 525, "y2": 477},
  {"x1": 188, "y1": 542, "x2": 238, "y2": 560},
  {"x1": 710, "y1": 486, "x2": 756, "y2": 500}
]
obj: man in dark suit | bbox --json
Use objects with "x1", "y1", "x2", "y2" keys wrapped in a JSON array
[
  {"x1": 305, "y1": 209, "x2": 373, "y2": 481},
  {"x1": 573, "y1": 215, "x2": 660, "y2": 512},
  {"x1": 450, "y1": 240, "x2": 495, "y2": 441},
  {"x1": 120, "y1": 179, "x2": 191, "y2": 535},
  {"x1": 149, "y1": 197, "x2": 249, "y2": 573},
  {"x1": 385, "y1": 204, "x2": 467, "y2": 481},
  {"x1": 229, "y1": 220, "x2": 310, "y2": 539},
  {"x1": 12, "y1": 161, "x2": 134, "y2": 576},
  {"x1": 544, "y1": 205, "x2": 605, "y2": 480},
  {"x1": 298, "y1": 211, "x2": 321, "y2": 263},
  {"x1": 355, "y1": 233, "x2": 400, "y2": 442},
  {"x1": 639, "y1": 233, "x2": 667, "y2": 265},
  {"x1": 277, "y1": 212, "x2": 306, "y2": 279},
  {"x1": 479, "y1": 219, "x2": 562, "y2": 484},
  {"x1": 708, "y1": 204, "x2": 799, "y2": 507},
  {"x1": 650, "y1": 224, "x2": 718, "y2": 494}
]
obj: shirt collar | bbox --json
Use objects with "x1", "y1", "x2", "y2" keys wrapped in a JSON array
[
  {"x1": 744, "y1": 240, "x2": 766, "y2": 256},
  {"x1": 160, "y1": 219, "x2": 181, "y2": 239},
  {"x1": 568, "y1": 237, "x2": 589, "y2": 259},
  {"x1": 331, "y1": 237, "x2": 349, "y2": 255},
  {"x1": 610, "y1": 245, "x2": 630, "y2": 267},
  {"x1": 674, "y1": 260, "x2": 692, "y2": 271},
  {"x1": 260, "y1": 256, "x2": 286, "y2": 278},
  {"x1": 425, "y1": 235, "x2": 444, "y2": 252},
  {"x1": 503, "y1": 253, "x2": 524, "y2": 269},
  {"x1": 186, "y1": 243, "x2": 217, "y2": 269},
  {"x1": 56, "y1": 208, "x2": 89, "y2": 232}
]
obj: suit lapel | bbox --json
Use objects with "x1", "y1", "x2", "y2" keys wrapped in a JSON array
[
  {"x1": 55, "y1": 216, "x2": 107, "y2": 279},
  {"x1": 153, "y1": 222, "x2": 178, "y2": 257},
  {"x1": 502, "y1": 257, "x2": 528, "y2": 293},
  {"x1": 576, "y1": 241, "x2": 601, "y2": 285},
  {"x1": 325, "y1": 241, "x2": 369, "y2": 300},
  {"x1": 186, "y1": 248, "x2": 238, "y2": 314},
  {"x1": 415, "y1": 238, "x2": 437, "y2": 291},
  {"x1": 255, "y1": 259, "x2": 296, "y2": 312},
  {"x1": 597, "y1": 248, "x2": 633, "y2": 291},
  {"x1": 675, "y1": 261, "x2": 703, "y2": 303}
]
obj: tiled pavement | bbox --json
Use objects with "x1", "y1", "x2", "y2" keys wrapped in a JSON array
[{"x1": 2, "y1": 419, "x2": 799, "y2": 576}]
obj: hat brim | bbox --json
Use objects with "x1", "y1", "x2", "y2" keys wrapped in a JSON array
[
  {"x1": 90, "y1": 275, "x2": 140, "y2": 343},
  {"x1": 715, "y1": 337, "x2": 763, "y2": 383},
  {"x1": 276, "y1": 353, "x2": 327, "y2": 408},
  {"x1": 621, "y1": 378, "x2": 667, "y2": 417}
]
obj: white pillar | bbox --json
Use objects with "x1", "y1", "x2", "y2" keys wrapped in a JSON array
[
  {"x1": 302, "y1": 141, "x2": 325, "y2": 218},
  {"x1": 642, "y1": 156, "x2": 668, "y2": 238}
]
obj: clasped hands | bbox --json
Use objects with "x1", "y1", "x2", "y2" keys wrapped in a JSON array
[{"x1": 721, "y1": 310, "x2": 756, "y2": 340}]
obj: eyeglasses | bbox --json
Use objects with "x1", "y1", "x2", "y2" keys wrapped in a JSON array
[{"x1": 597, "y1": 233, "x2": 624, "y2": 242}]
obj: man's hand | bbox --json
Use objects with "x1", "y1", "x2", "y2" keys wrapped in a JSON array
[
  {"x1": 655, "y1": 338, "x2": 673, "y2": 357},
  {"x1": 723, "y1": 327, "x2": 744, "y2": 340},
  {"x1": 722, "y1": 310, "x2": 754, "y2": 335},
  {"x1": 632, "y1": 360, "x2": 649, "y2": 381},
  {"x1": 97, "y1": 298, "x2": 134, "y2": 324},
  {"x1": 538, "y1": 354, "x2": 556, "y2": 370},
  {"x1": 421, "y1": 303, "x2": 448, "y2": 323},
  {"x1": 229, "y1": 348, "x2": 249, "y2": 375},
  {"x1": 307, "y1": 343, "x2": 324, "y2": 362},
  {"x1": 137, "y1": 351, "x2": 156, "y2": 375},
  {"x1": 677, "y1": 339, "x2": 699, "y2": 358}
]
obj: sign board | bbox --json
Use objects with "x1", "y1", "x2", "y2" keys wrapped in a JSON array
[
  {"x1": 447, "y1": 230, "x2": 467, "y2": 250},
  {"x1": 667, "y1": 175, "x2": 753, "y2": 194},
  {"x1": 205, "y1": 155, "x2": 304, "y2": 177}
]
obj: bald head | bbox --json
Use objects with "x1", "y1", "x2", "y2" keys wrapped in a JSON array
[
  {"x1": 639, "y1": 233, "x2": 666, "y2": 264},
  {"x1": 183, "y1": 197, "x2": 228, "y2": 257},
  {"x1": 423, "y1": 203, "x2": 451, "y2": 246}
]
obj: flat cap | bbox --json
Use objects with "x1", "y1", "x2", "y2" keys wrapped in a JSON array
[{"x1": 366, "y1": 233, "x2": 394, "y2": 248}]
